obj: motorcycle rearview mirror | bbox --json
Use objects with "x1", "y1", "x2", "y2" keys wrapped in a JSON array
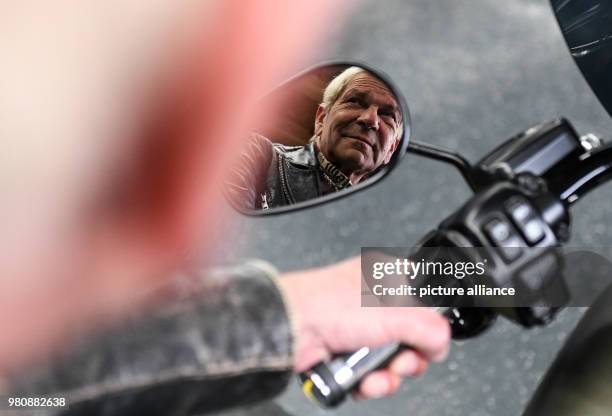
[
  {"x1": 551, "y1": 0, "x2": 612, "y2": 119},
  {"x1": 223, "y1": 62, "x2": 412, "y2": 216}
]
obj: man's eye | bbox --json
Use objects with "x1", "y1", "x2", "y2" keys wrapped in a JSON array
[{"x1": 381, "y1": 113, "x2": 396, "y2": 124}]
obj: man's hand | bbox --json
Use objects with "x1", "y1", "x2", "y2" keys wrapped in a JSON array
[{"x1": 279, "y1": 256, "x2": 451, "y2": 400}]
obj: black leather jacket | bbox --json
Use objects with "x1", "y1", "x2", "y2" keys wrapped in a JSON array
[
  {"x1": 5, "y1": 261, "x2": 294, "y2": 415},
  {"x1": 225, "y1": 133, "x2": 333, "y2": 210}
]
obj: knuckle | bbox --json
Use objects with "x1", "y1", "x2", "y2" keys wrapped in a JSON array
[
  {"x1": 391, "y1": 350, "x2": 419, "y2": 375},
  {"x1": 407, "y1": 310, "x2": 450, "y2": 360},
  {"x1": 428, "y1": 313, "x2": 451, "y2": 349}
]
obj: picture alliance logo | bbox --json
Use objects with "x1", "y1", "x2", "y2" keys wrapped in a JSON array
[{"x1": 371, "y1": 258, "x2": 488, "y2": 280}]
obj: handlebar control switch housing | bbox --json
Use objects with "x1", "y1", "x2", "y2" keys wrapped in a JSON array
[{"x1": 424, "y1": 176, "x2": 571, "y2": 328}]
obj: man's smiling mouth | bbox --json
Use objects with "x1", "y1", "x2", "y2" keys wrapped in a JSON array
[{"x1": 345, "y1": 135, "x2": 374, "y2": 148}]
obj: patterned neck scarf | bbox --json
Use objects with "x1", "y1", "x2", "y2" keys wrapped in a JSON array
[{"x1": 316, "y1": 147, "x2": 352, "y2": 191}]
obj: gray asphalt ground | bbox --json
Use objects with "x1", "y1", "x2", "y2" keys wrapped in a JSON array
[{"x1": 213, "y1": 0, "x2": 612, "y2": 415}]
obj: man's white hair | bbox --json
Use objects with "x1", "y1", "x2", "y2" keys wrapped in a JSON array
[
  {"x1": 321, "y1": 66, "x2": 365, "y2": 109},
  {"x1": 320, "y1": 66, "x2": 404, "y2": 141}
]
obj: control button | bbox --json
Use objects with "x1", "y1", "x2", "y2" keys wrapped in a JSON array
[
  {"x1": 510, "y1": 202, "x2": 531, "y2": 222},
  {"x1": 505, "y1": 198, "x2": 545, "y2": 245},
  {"x1": 484, "y1": 218, "x2": 523, "y2": 263},
  {"x1": 498, "y1": 243, "x2": 523, "y2": 263},
  {"x1": 486, "y1": 219, "x2": 510, "y2": 241},
  {"x1": 523, "y1": 219, "x2": 545, "y2": 244}
]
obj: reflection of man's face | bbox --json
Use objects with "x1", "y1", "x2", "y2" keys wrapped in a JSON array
[{"x1": 315, "y1": 72, "x2": 401, "y2": 183}]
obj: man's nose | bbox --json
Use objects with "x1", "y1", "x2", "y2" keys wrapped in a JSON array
[{"x1": 357, "y1": 105, "x2": 379, "y2": 130}]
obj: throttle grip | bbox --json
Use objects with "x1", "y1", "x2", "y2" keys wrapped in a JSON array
[{"x1": 299, "y1": 307, "x2": 449, "y2": 408}]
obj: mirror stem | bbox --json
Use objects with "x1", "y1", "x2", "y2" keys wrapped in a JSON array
[{"x1": 407, "y1": 140, "x2": 476, "y2": 191}]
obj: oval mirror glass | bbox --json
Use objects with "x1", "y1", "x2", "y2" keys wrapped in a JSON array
[{"x1": 224, "y1": 63, "x2": 410, "y2": 215}]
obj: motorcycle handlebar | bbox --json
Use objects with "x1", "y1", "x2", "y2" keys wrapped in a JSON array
[{"x1": 545, "y1": 142, "x2": 612, "y2": 206}]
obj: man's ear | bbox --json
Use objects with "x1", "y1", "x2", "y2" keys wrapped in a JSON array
[
  {"x1": 384, "y1": 137, "x2": 401, "y2": 164},
  {"x1": 314, "y1": 104, "x2": 327, "y2": 138}
]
